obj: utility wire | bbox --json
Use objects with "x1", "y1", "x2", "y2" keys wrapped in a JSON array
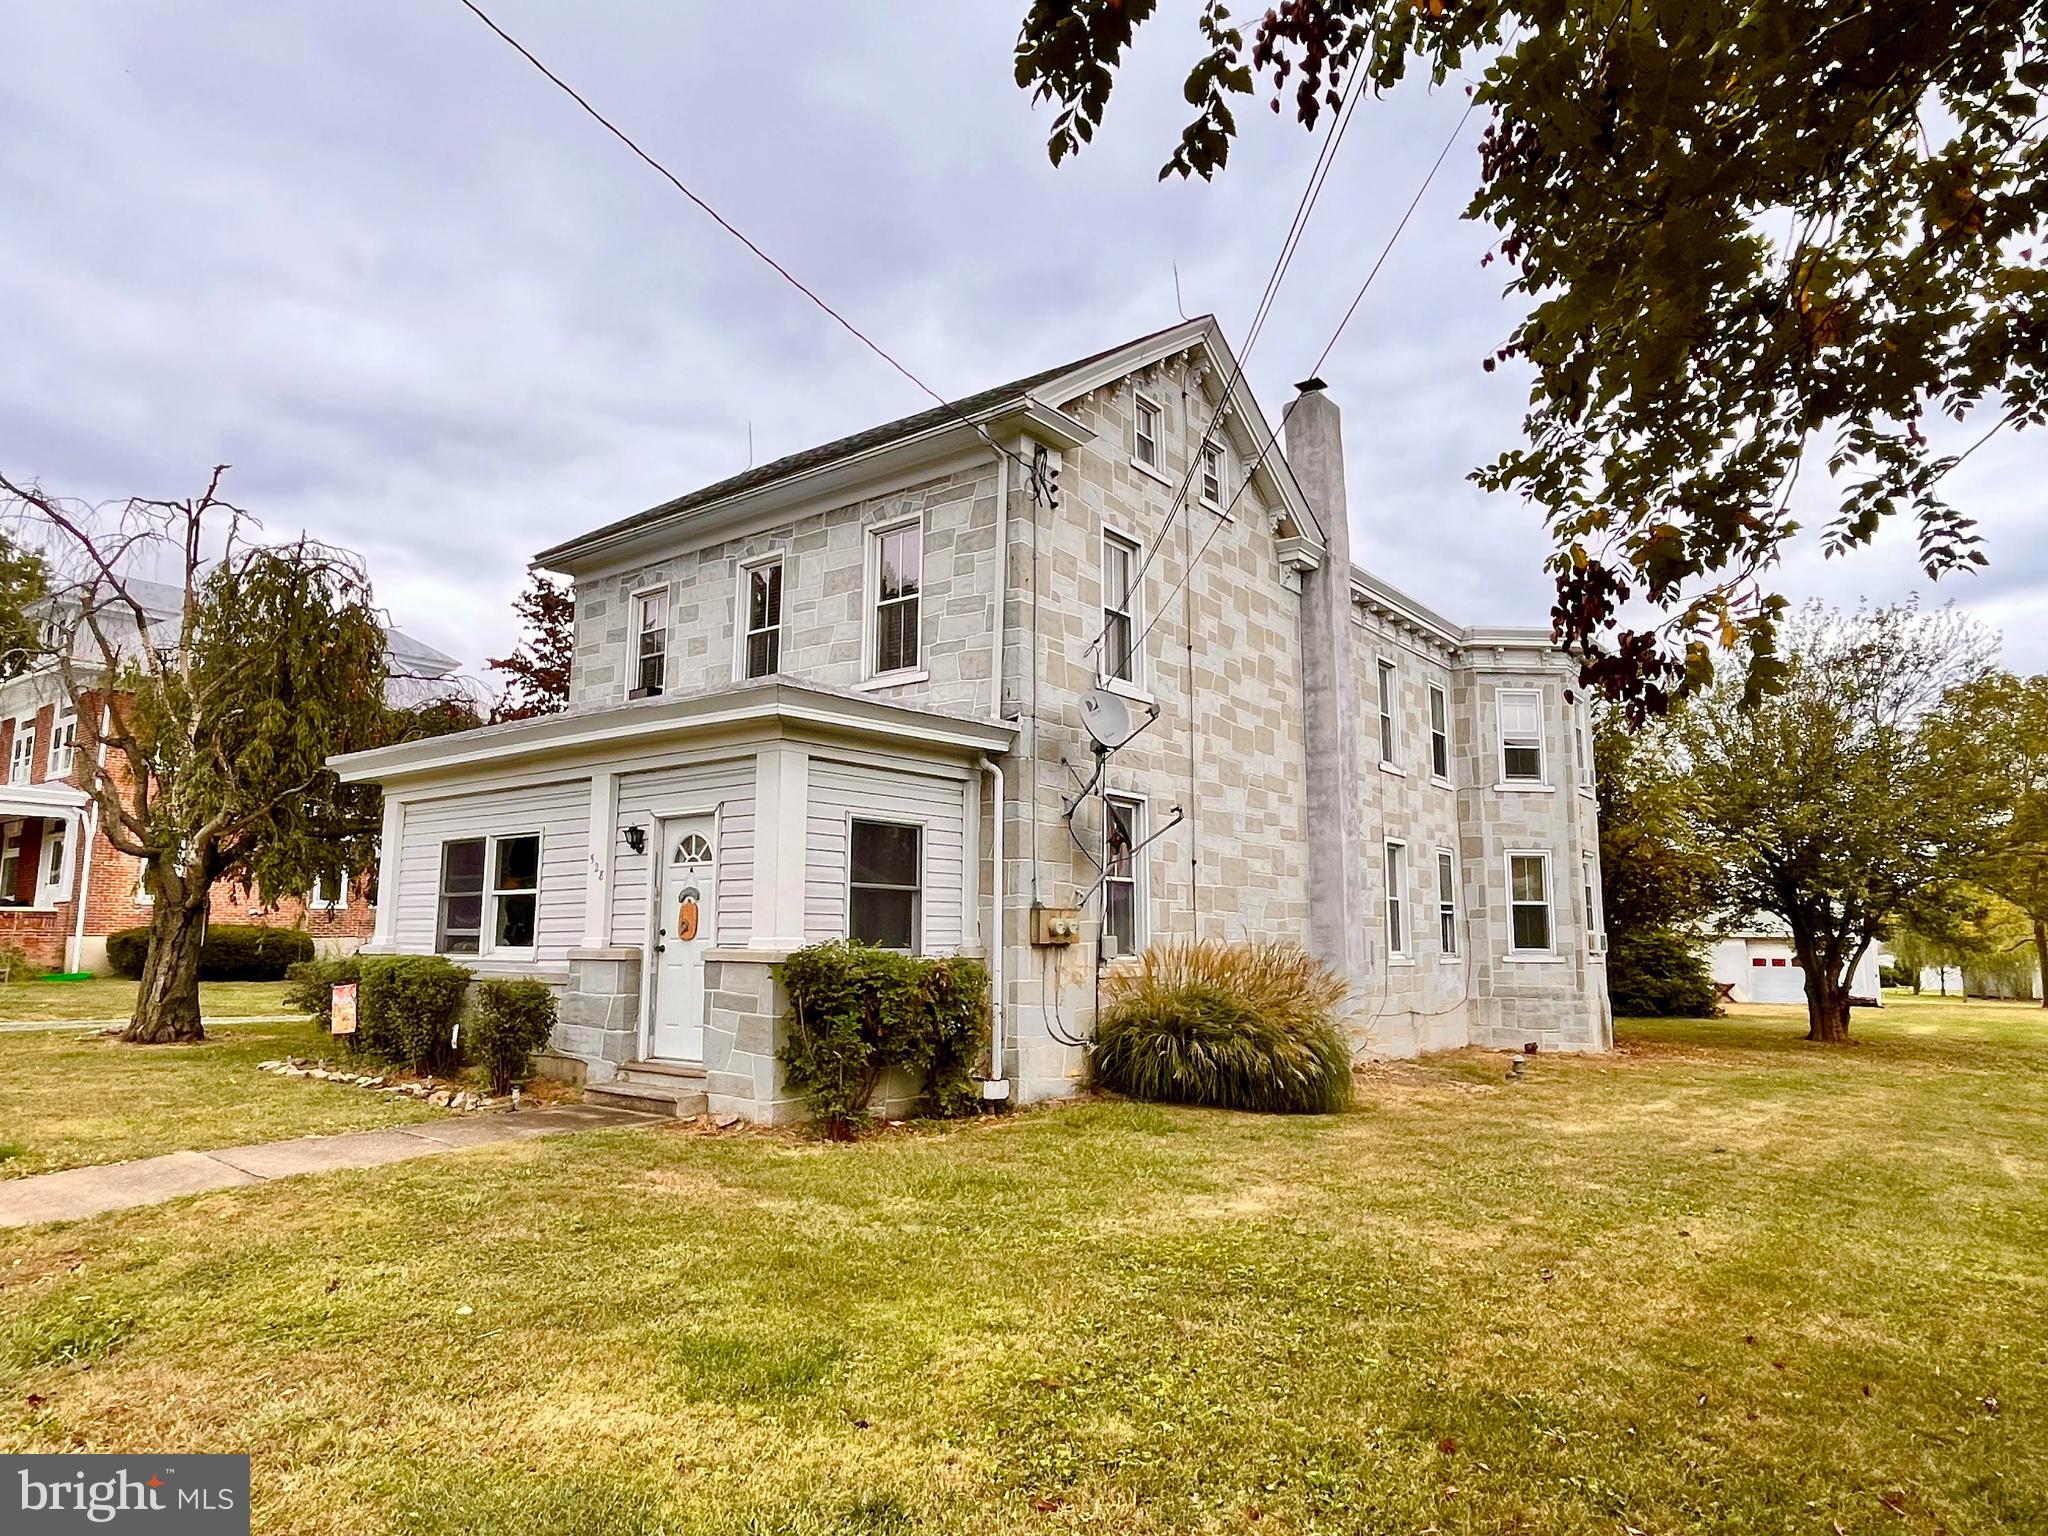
[{"x1": 451, "y1": 0, "x2": 1033, "y2": 476}]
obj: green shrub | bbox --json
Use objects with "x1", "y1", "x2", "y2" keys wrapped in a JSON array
[
  {"x1": 1606, "y1": 927, "x2": 1721, "y2": 1018},
  {"x1": 775, "y1": 941, "x2": 991, "y2": 1135},
  {"x1": 469, "y1": 978, "x2": 559, "y2": 1093},
  {"x1": 1879, "y1": 961, "x2": 1914, "y2": 990},
  {"x1": 1089, "y1": 939, "x2": 1353, "y2": 1114},
  {"x1": 0, "y1": 945, "x2": 44, "y2": 982},
  {"x1": 359, "y1": 954, "x2": 472, "y2": 1074},
  {"x1": 104, "y1": 923, "x2": 315, "y2": 982}
]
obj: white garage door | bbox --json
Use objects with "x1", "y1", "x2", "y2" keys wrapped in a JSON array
[{"x1": 1749, "y1": 954, "x2": 1806, "y2": 1003}]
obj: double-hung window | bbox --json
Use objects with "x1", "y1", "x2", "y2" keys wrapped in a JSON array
[
  {"x1": 8, "y1": 721, "x2": 34, "y2": 785},
  {"x1": 741, "y1": 558, "x2": 783, "y2": 679},
  {"x1": 1384, "y1": 840, "x2": 1408, "y2": 959},
  {"x1": 1103, "y1": 795, "x2": 1144, "y2": 959},
  {"x1": 437, "y1": 834, "x2": 540, "y2": 956},
  {"x1": 1200, "y1": 439, "x2": 1224, "y2": 508},
  {"x1": 1377, "y1": 658, "x2": 1398, "y2": 766},
  {"x1": 1428, "y1": 684, "x2": 1450, "y2": 781},
  {"x1": 1508, "y1": 852, "x2": 1553, "y2": 955},
  {"x1": 314, "y1": 868, "x2": 347, "y2": 909},
  {"x1": 1436, "y1": 849, "x2": 1458, "y2": 956},
  {"x1": 1100, "y1": 531, "x2": 1141, "y2": 686},
  {"x1": 1584, "y1": 854, "x2": 1604, "y2": 955},
  {"x1": 0, "y1": 821, "x2": 20, "y2": 902},
  {"x1": 849, "y1": 819, "x2": 920, "y2": 950},
  {"x1": 47, "y1": 709, "x2": 76, "y2": 780},
  {"x1": 631, "y1": 589, "x2": 668, "y2": 698},
  {"x1": 1133, "y1": 393, "x2": 1161, "y2": 470},
  {"x1": 1498, "y1": 688, "x2": 1545, "y2": 784},
  {"x1": 870, "y1": 522, "x2": 922, "y2": 677}
]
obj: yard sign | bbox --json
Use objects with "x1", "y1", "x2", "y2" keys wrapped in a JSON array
[{"x1": 331, "y1": 981, "x2": 358, "y2": 1035}]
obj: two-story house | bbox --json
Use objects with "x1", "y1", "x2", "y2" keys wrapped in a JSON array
[
  {"x1": 333, "y1": 318, "x2": 1609, "y2": 1121},
  {"x1": 0, "y1": 578, "x2": 464, "y2": 974}
]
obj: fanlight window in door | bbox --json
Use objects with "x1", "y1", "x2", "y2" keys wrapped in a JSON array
[{"x1": 674, "y1": 833, "x2": 712, "y2": 864}]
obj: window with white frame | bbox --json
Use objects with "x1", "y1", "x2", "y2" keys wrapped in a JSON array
[
  {"x1": 741, "y1": 557, "x2": 783, "y2": 679},
  {"x1": 1436, "y1": 849, "x2": 1458, "y2": 956},
  {"x1": 47, "y1": 709, "x2": 76, "y2": 780},
  {"x1": 1498, "y1": 688, "x2": 1545, "y2": 783},
  {"x1": 8, "y1": 721, "x2": 35, "y2": 785},
  {"x1": 630, "y1": 589, "x2": 668, "y2": 698},
  {"x1": 1200, "y1": 439, "x2": 1224, "y2": 508},
  {"x1": 437, "y1": 833, "x2": 539, "y2": 955},
  {"x1": 1103, "y1": 794, "x2": 1144, "y2": 959},
  {"x1": 313, "y1": 868, "x2": 347, "y2": 909},
  {"x1": 1133, "y1": 392, "x2": 1161, "y2": 469},
  {"x1": 0, "y1": 820, "x2": 21, "y2": 902},
  {"x1": 849, "y1": 819, "x2": 920, "y2": 950},
  {"x1": 1428, "y1": 684, "x2": 1450, "y2": 781},
  {"x1": 870, "y1": 521, "x2": 922, "y2": 676},
  {"x1": 1575, "y1": 706, "x2": 1594, "y2": 791},
  {"x1": 1508, "y1": 852, "x2": 1553, "y2": 954},
  {"x1": 41, "y1": 821, "x2": 69, "y2": 901},
  {"x1": 1584, "y1": 853, "x2": 1604, "y2": 954},
  {"x1": 1377, "y1": 658, "x2": 1398, "y2": 766},
  {"x1": 1384, "y1": 839, "x2": 1408, "y2": 959},
  {"x1": 1100, "y1": 530, "x2": 1141, "y2": 686}
]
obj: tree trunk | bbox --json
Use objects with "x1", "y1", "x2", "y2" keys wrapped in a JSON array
[
  {"x1": 1800, "y1": 950, "x2": 1852, "y2": 1044},
  {"x1": 2035, "y1": 920, "x2": 2048, "y2": 1010},
  {"x1": 123, "y1": 890, "x2": 207, "y2": 1043}
]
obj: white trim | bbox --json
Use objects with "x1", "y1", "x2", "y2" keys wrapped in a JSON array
[
  {"x1": 1102, "y1": 790, "x2": 1148, "y2": 961},
  {"x1": 1198, "y1": 437, "x2": 1226, "y2": 512},
  {"x1": 46, "y1": 706, "x2": 76, "y2": 781},
  {"x1": 1427, "y1": 682, "x2": 1450, "y2": 784},
  {"x1": 641, "y1": 804, "x2": 723, "y2": 1062},
  {"x1": 627, "y1": 584, "x2": 670, "y2": 701},
  {"x1": 1383, "y1": 837, "x2": 1409, "y2": 961},
  {"x1": 1376, "y1": 656, "x2": 1398, "y2": 769},
  {"x1": 1435, "y1": 846, "x2": 1459, "y2": 961},
  {"x1": 8, "y1": 717, "x2": 36, "y2": 786},
  {"x1": 1505, "y1": 848, "x2": 1555, "y2": 958},
  {"x1": 435, "y1": 829, "x2": 544, "y2": 960},
  {"x1": 1495, "y1": 685, "x2": 1547, "y2": 787},
  {"x1": 846, "y1": 811, "x2": 925, "y2": 953},
  {"x1": 1131, "y1": 388, "x2": 1163, "y2": 473},
  {"x1": 1098, "y1": 524, "x2": 1145, "y2": 693},
  {"x1": 733, "y1": 550, "x2": 786, "y2": 684},
  {"x1": 863, "y1": 512, "x2": 925, "y2": 683}
]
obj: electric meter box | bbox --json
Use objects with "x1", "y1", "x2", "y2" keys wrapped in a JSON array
[{"x1": 1030, "y1": 904, "x2": 1083, "y2": 946}]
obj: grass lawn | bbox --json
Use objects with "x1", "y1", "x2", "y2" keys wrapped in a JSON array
[
  {"x1": 0, "y1": 1012, "x2": 444, "y2": 1179},
  {"x1": 2, "y1": 994, "x2": 2044, "y2": 1535},
  {"x1": 0, "y1": 977, "x2": 295, "y2": 1025}
]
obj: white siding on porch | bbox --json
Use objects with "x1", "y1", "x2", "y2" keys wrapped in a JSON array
[
  {"x1": 610, "y1": 757, "x2": 757, "y2": 948},
  {"x1": 804, "y1": 757, "x2": 969, "y2": 953},
  {"x1": 393, "y1": 778, "x2": 591, "y2": 971}
]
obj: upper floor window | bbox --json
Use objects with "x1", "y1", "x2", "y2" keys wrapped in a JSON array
[
  {"x1": 1497, "y1": 688, "x2": 1545, "y2": 783},
  {"x1": 1103, "y1": 794, "x2": 1144, "y2": 959},
  {"x1": 314, "y1": 868, "x2": 347, "y2": 909},
  {"x1": 1428, "y1": 684, "x2": 1450, "y2": 781},
  {"x1": 48, "y1": 709, "x2": 76, "y2": 780},
  {"x1": 1584, "y1": 853, "x2": 1604, "y2": 955},
  {"x1": 741, "y1": 558, "x2": 783, "y2": 680},
  {"x1": 1436, "y1": 849, "x2": 1458, "y2": 955},
  {"x1": 849, "y1": 818, "x2": 920, "y2": 950},
  {"x1": 1508, "y1": 852, "x2": 1553, "y2": 954},
  {"x1": 1133, "y1": 392, "x2": 1161, "y2": 470},
  {"x1": 1100, "y1": 531, "x2": 1141, "y2": 686},
  {"x1": 869, "y1": 521, "x2": 922, "y2": 677},
  {"x1": 8, "y1": 721, "x2": 35, "y2": 785},
  {"x1": 1384, "y1": 839, "x2": 1408, "y2": 959},
  {"x1": 631, "y1": 589, "x2": 668, "y2": 699},
  {"x1": 1376, "y1": 658, "x2": 1398, "y2": 766},
  {"x1": 437, "y1": 833, "x2": 540, "y2": 956},
  {"x1": 1574, "y1": 707, "x2": 1594, "y2": 791},
  {"x1": 1200, "y1": 439, "x2": 1224, "y2": 508}
]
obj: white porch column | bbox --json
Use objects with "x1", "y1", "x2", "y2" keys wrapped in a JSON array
[
  {"x1": 749, "y1": 742, "x2": 809, "y2": 950},
  {"x1": 582, "y1": 770, "x2": 619, "y2": 949},
  {"x1": 370, "y1": 794, "x2": 405, "y2": 949}
]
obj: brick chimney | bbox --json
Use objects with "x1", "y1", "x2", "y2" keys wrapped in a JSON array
[{"x1": 1285, "y1": 379, "x2": 1368, "y2": 995}]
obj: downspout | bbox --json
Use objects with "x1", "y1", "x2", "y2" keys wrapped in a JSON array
[
  {"x1": 978, "y1": 753, "x2": 1009, "y2": 1102},
  {"x1": 66, "y1": 699, "x2": 113, "y2": 972}
]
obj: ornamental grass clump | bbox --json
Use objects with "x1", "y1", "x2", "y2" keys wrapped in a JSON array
[{"x1": 1090, "y1": 939, "x2": 1353, "y2": 1114}]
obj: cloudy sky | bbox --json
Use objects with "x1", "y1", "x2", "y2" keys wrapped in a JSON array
[{"x1": 4, "y1": 1, "x2": 2040, "y2": 684}]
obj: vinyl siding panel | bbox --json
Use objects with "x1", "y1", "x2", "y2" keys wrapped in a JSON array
[
  {"x1": 610, "y1": 757, "x2": 757, "y2": 948},
  {"x1": 805, "y1": 757, "x2": 968, "y2": 952},
  {"x1": 393, "y1": 777, "x2": 591, "y2": 973}
]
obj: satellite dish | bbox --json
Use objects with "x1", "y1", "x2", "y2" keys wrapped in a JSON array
[{"x1": 1080, "y1": 687, "x2": 1137, "y2": 753}]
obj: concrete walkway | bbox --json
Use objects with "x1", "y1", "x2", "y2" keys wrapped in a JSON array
[
  {"x1": 0, "y1": 1104, "x2": 665, "y2": 1229},
  {"x1": 0, "y1": 1013, "x2": 302, "y2": 1035}
]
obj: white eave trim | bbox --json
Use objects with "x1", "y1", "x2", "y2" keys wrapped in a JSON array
[{"x1": 330, "y1": 680, "x2": 1018, "y2": 785}]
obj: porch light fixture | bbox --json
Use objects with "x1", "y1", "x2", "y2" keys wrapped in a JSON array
[{"x1": 621, "y1": 824, "x2": 647, "y2": 856}]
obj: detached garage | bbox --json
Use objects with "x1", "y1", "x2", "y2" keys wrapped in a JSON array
[{"x1": 1706, "y1": 925, "x2": 1887, "y2": 1006}]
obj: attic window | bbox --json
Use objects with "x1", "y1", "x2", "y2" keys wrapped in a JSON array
[
  {"x1": 1134, "y1": 393, "x2": 1161, "y2": 470},
  {"x1": 1200, "y1": 440, "x2": 1223, "y2": 508}
]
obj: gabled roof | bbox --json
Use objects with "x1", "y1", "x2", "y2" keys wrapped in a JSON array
[{"x1": 531, "y1": 316, "x2": 1292, "y2": 569}]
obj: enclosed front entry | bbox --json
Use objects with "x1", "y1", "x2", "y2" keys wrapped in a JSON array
[{"x1": 648, "y1": 815, "x2": 715, "y2": 1062}]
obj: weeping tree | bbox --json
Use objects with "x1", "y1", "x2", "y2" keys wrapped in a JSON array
[
  {"x1": 1678, "y1": 602, "x2": 1998, "y2": 1042},
  {"x1": 2, "y1": 468, "x2": 391, "y2": 1042}
]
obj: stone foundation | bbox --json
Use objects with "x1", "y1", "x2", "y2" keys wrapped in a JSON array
[
  {"x1": 556, "y1": 946, "x2": 643, "y2": 1084},
  {"x1": 701, "y1": 953, "x2": 804, "y2": 1123}
]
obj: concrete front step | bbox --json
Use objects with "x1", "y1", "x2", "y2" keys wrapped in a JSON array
[{"x1": 586, "y1": 1064, "x2": 708, "y2": 1119}]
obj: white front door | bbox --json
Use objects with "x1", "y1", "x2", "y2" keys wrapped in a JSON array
[{"x1": 650, "y1": 815, "x2": 715, "y2": 1062}]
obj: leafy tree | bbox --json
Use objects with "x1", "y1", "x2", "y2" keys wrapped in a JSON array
[
  {"x1": 1592, "y1": 703, "x2": 1720, "y2": 1015},
  {"x1": 1892, "y1": 888, "x2": 2039, "y2": 998},
  {"x1": 1013, "y1": 1, "x2": 2047, "y2": 715},
  {"x1": 1934, "y1": 670, "x2": 2048, "y2": 1003},
  {"x1": 0, "y1": 531, "x2": 46, "y2": 680},
  {"x1": 2, "y1": 468, "x2": 394, "y2": 1043},
  {"x1": 486, "y1": 570, "x2": 573, "y2": 721},
  {"x1": 1677, "y1": 601, "x2": 1997, "y2": 1041}
]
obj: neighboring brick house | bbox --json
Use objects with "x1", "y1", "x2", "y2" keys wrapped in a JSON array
[
  {"x1": 334, "y1": 317, "x2": 1608, "y2": 1122},
  {"x1": 0, "y1": 580, "x2": 463, "y2": 973}
]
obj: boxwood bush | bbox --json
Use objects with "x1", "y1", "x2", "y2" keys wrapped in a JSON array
[
  {"x1": 1089, "y1": 939, "x2": 1353, "y2": 1114},
  {"x1": 105, "y1": 923, "x2": 316, "y2": 981},
  {"x1": 282, "y1": 955, "x2": 361, "y2": 1032},
  {"x1": 469, "y1": 978, "x2": 559, "y2": 1093},
  {"x1": 358, "y1": 954, "x2": 473, "y2": 1075},
  {"x1": 775, "y1": 941, "x2": 988, "y2": 1136}
]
